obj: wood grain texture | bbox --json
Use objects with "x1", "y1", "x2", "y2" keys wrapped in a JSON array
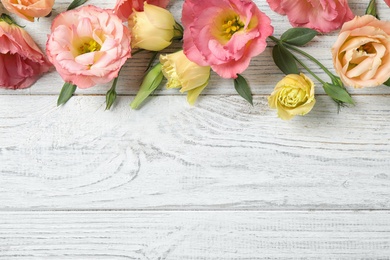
[
  {"x1": 1, "y1": 0, "x2": 390, "y2": 257},
  {"x1": 1, "y1": 95, "x2": 389, "y2": 210},
  {"x1": 1, "y1": 211, "x2": 389, "y2": 259},
  {"x1": 0, "y1": 0, "x2": 390, "y2": 96}
]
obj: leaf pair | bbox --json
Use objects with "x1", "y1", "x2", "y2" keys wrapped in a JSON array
[{"x1": 272, "y1": 28, "x2": 317, "y2": 75}]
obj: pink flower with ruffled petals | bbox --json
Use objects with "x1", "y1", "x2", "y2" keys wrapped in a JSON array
[
  {"x1": 0, "y1": 16, "x2": 51, "y2": 89},
  {"x1": 46, "y1": 5, "x2": 131, "y2": 89},
  {"x1": 267, "y1": 0, "x2": 354, "y2": 33},
  {"x1": 113, "y1": 0, "x2": 169, "y2": 21},
  {"x1": 182, "y1": 0, "x2": 273, "y2": 79}
]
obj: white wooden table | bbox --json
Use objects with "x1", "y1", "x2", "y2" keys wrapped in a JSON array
[{"x1": 1, "y1": 0, "x2": 390, "y2": 258}]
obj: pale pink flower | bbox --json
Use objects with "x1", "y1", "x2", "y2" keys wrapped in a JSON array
[
  {"x1": 182, "y1": 0, "x2": 273, "y2": 79},
  {"x1": 267, "y1": 0, "x2": 354, "y2": 33},
  {"x1": 113, "y1": 0, "x2": 169, "y2": 21},
  {"x1": 1, "y1": 0, "x2": 54, "y2": 22},
  {"x1": 332, "y1": 15, "x2": 390, "y2": 88},
  {"x1": 0, "y1": 17, "x2": 51, "y2": 89},
  {"x1": 46, "y1": 5, "x2": 131, "y2": 89}
]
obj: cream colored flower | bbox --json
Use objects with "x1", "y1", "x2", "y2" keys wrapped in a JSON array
[
  {"x1": 268, "y1": 73, "x2": 316, "y2": 120},
  {"x1": 129, "y1": 3, "x2": 176, "y2": 51},
  {"x1": 160, "y1": 50, "x2": 210, "y2": 105}
]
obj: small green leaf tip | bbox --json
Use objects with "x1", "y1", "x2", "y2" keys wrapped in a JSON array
[
  {"x1": 234, "y1": 74, "x2": 253, "y2": 106},
  {"x1": 383, "y1": 78, "x2": 390, "y2": 87},
  {"x1": 67, "y1": 0, "x2": 88, "y2": 10},
  {"x1": 0, "y1": 13, "x2": 22, "y2": 27},
  {"x1": 323, "y1": 83, "x2": 355, "y2": 105},
  {"x1": 105, "y1": 77, "x2": 118, "y2": 110},
  {"x1": 366, "y1": 0, "x2": 379, "y2": 19},
  {"x1": 57, "y1": 82, "x2": 77, "y2": 106}
]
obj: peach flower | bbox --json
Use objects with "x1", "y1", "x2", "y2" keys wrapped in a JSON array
[
  {"x1": 332, "y1": 15, "x2": 390, "y2": 88},
  {"x1": 113, "y1": 0, "x2": 169, "y2": 21},
  {"x1": 267, "y1": 0, "x2": 354, "y2": 33},
  {"x1": 0, "y1": 15, "x2": 51, "y2": 89},
  {"x1": 1, "y1": 0, "x2": 54, "y2": 22},
  {"x1": 46, "y1": 5, "x2": 131, "y2": 89},
  {"x1": 182, "y1": 0, "x2": 273, "y2": 79}
]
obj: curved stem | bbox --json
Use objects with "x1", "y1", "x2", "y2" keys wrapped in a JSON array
[
  {"x1": 293, "y1": 56, "x2": 326, "y2": 84},
  {"x1": 131, "y1": 49, "x2": 144, "y2": 56},
  {"x1": 269, "y1": 36, "x2": 326, "y2": 84},
  {"x1": 283, "y1": 42, "x2": 336, "y2": 80}
]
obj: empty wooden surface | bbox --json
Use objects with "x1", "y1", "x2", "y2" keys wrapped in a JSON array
[{"x1": 0, "y1": 0, "x2": 389, "y2": 258}]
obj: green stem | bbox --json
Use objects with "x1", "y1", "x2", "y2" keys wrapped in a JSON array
[
  {"x1": 131, "y1": 49, "x2": 144, "y2": 56},
  {"x1": 293, "y1": 56, "x2": 325, "y2": 84},
  {"x1": 284, "y1": 43, "x2": 335, "y2": 79},
  {"x1": 269, "y1": 36, "x2": 337, "y2": 81}
]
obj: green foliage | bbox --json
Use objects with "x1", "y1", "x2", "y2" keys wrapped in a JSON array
[
  {"x1": 272, "y1": 44, "x2": 299, "y2": 75},
  {"x1": 105, "y1": 77, "x2": 118, "y2": 110},
  {"x1": 234, "y1": 74, "x2": 253, "y2": 105},
  {"x1": 383, "y1": 78, "x2": 390, "y2": 87},
  {"x1": 67, "y1": 0, "x2": 88, "y2": 10},
  {"x1": 130, "y1": 63, "x2": 164, "y2": 109},
  {"x1": 57, "y1": 82, "x2": 77, "y2": 106},
  {"x1": 366, "y1": 0, "x2": 379, "y2": 19},
  {"x1": 323, "y1": 83, "x2": 355, "y2": 105},
  {"x1": 280, "y1": 28, "x2": 318, "y2": 46}
]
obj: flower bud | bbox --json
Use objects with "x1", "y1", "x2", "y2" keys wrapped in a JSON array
[
  {"x1": 160, "y1": 50, "x2": 210, "y2": 105},
  {"x1": 129, "y1": 3, "x2": 176, "y2": 51},
  {"x1": 268, "y1": 73, "x2": 316, "y2": 120}
]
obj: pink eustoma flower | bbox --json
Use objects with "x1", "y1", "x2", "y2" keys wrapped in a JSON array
[
  {"x1": 182, "y1": 0, "x2": 273, "y2": 79},
  {"x1": 267, "y1": 0, "x2": 354, "y2": 33},
  {"x1": 0, "y1": 16, "x2": 51, "y2": 89},
  {"x1": 46, "y1": 5, "x2": 131, "y2": 89},
  {"x1": 113, "y1": 0, "x2": 169, "y2": 21}
]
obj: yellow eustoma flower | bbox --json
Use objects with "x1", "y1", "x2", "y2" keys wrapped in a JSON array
[
  {"x1": 160, "y1": 50, "x2": 210, "y2": 105},
  {"x1": 268, "y1": 73, "x2": 316, "y2": 120}
]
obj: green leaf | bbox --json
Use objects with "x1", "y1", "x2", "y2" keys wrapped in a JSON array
[
  {"x1": 281, "y1": 28, "x2": 318, "y2": 46},
  {"x1": 272, "y1": 44, "x2": 299, "y2": 75},
  {"x1": 105, "y1": 77, "x2": 118, "y2": 110},
  {"x1": 234, "y1": 74, "x2": 253, "y2": 105},
  {"x1": 323, "y1": 83, "x2": 355, "y2": 105},
  {"x1": 366, "y1": 0, "x2": 379, "y2": 19},
  {"x1": 0, "y1": 13, "x2": 23, "y2": 27},
  {"x1": 57, "y1": 82, "x2": 77, "y2": 106},
  {"x1": 383, "y1": 78, "x2": 390, "y2": 86},
  {"x1": 67, "y1": 0, "x2": 88, "y2": 10},
  {"x1": 130, "y1": 63, "x2": 164, "y2": 109}
]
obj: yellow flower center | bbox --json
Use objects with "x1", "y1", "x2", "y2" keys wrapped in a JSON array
[
  {"x1": 279, "y1": 88, "x2": 307, "y2": 107},
  {"x1": 221, "y1": 16, "x2": 245, "y2": 40},
  {"x1": 78, "y1": 40, "x2": 101, "y2": 55}
]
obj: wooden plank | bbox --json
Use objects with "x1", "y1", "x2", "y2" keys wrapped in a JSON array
[
  {"x1": 1, "y1": 95, "x2": 390, "y2": 210},
  {"x1": 0, "y1": 211, "x2": 389, "y2": 259},
  {"x1": 1, "y1": 0, "x2": 390, "y2": 95}
]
